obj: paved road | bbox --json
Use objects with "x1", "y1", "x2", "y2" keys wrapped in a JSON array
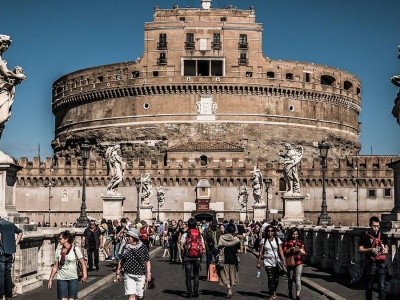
[{"x1": 84, "y1": 249, "x2": 328, "y2": 300}]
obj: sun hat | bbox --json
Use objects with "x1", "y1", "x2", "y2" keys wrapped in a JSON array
[{"x1": 126, "y1": 228, "x2": 140, "y2": 239}]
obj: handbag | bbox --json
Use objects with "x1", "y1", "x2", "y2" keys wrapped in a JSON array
[
  {"x1": 73, "y1": 247, "x2": 86, "y2": 280},
  {"x1": 208, "y1": 263, "x2": 219, "y2": 282},
  {"x1": 285, "y1": 255, "x2": 296, "y2": 267}
]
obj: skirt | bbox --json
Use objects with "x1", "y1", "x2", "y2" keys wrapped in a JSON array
[{"x1": 218, "y1": 264, "x2": 239, "y2": 287}]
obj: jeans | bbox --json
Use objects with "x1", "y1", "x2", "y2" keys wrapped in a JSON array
[
  {"x1": 287, "y1": 264, "x2": 303, "y2": 293},
  {"x1": 206, "y1": 249, "x2": 218, "y2": 273},
  {"x1": 57, "y1": 279, "x2": 78, "y2": 299},
  {"x1": 0, "y1": 254, "x2": 13, "y2": 298},
  {"x1": 265, "y1": 266, "x2": 279, "y2": 296},
  {"x1": 169, "y1": 240, "x2": 178, "y2": 261},
  {"x1": 113, "y1": 242, "x2": 120, "y2": 262},
  {"x1": 184, "y1": 260, "x2": 200, "y2": 294},
  {"x1": 366, "y1": 263, "x2": 386, "y2": 300},
  {"x1": 87, "y1": 247, "x2": 99, "y2": 269}
]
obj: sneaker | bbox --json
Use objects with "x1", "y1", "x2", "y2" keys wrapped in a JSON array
[{"x1": 227, "y1": 288, "x2": 233, "y2": 299}]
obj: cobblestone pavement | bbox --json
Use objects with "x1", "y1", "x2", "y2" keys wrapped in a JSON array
[{"x1": 84, "y1": 249, "x2": 329, "y2": 300}]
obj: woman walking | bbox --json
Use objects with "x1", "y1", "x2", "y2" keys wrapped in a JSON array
[
  {"x1": 162, "y1": 224, "x2": 170, "y2": 258},
  {"x1": 283, "y1": 228, "x2": 306, "y2": 300},
  {"x1": 48, "y1": 230, "x2": 87, "y2": 300},
  {"x1": 115, "y1": 228, "x2": 151, "y2": 300},
  {"x1": 256, "y1": 225, "x2": 285, "y2": 300},
  {"x1": 218, "y1": 223, "x2": 240, "y2": 298}
]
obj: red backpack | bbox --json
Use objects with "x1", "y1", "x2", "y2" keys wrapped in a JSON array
[
  {"x1": 184, "y1": 229, "x2": 204, "y2": 258},
  {"x1": 366, "y1": 232, "x2": 386, "y2": 262}
]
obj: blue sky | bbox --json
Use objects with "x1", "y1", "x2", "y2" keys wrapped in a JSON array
[{"x1": 1, "y1": 0, "x2": 399, "y2": 159}]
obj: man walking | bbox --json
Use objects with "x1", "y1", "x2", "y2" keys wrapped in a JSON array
[
  {"x1": 181, "y1": 217, "x2": 204, "y2": 298},
  {"x1": 0, "y1": 217, "x2": 23, "y2": 299},
  {"x1": 359, "y1": 216, "x2": 389, "y2": 300},
  {"x1": 82, "y1": 219, "x2": 103, "y2": 271},
  {"x1": 204, "y1": 218, "x2": 221, "y2": 273},
  {"x1": 168, "y1": 220, "x2": 180, "y2": 263}
]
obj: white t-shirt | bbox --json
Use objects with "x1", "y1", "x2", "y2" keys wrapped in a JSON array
[
  {"x1": 260, "y1": 237, "x2": 282, "y2": 267},
  {"x1": 55, "y1": 246, "x2": 83, "y2": 280}
]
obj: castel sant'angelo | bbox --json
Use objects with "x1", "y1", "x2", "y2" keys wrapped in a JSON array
[{"x1": 16, "y1": 0, "x2": 398, "y2": 225}]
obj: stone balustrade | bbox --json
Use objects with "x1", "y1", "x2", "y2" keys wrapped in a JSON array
[{"x1": 298, "y1": 225, "x2": 400, "y2": 295}]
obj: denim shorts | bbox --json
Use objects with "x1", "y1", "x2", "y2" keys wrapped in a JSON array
[{"x1": 57, "y1": 279, "x2": 78, "y2": 299}]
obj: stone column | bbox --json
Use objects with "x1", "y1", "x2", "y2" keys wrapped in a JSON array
[
  {"x1": 311, "y1": 227, "x2": 323, "y2": 265},
  {"x1": 381, "y1": 160, "x2": 400, "y2": 229},
  {"x1": 0, "y1": 162, "x2": 22, "y2": 217},
  {"x1": 140, "y1": 206, "x2": 154, "y2": 222},
  {"x1": 333, "y1": 228, "x2": 351, "y2": 274},
  {"x1": 102, "y1": 195, "x2": 125, "y2": 220},
  {"x1": 252, "y1": 204, "x2": 266, "y2": 221},
  {"x1": 320, "y1": 228, "x2": 335, "y2": 269},
  {"x1": 281, "y1": 194, "x2": 311, "y2": 225}
]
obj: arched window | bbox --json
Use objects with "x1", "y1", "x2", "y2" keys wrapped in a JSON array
[
  {"x1": 320, "y1": 75, "x2": 336, "y2": 86},
  {"x1": 200, "y1": 155, "x2": 207, "y2": 167},
  {"x1": 343, "y1": 80, "x2": 353, "y2": 91}
]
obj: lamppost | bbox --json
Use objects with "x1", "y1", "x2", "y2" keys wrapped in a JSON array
[
  {"x1": 135, "y1": 178, "x2": 141, "y2": 222},
  {"x1": 353, "y1": 166, "x2": 362, "y2": 226},
  {"x1": 76, "y1": 139, "x2": 91, "y2": 227},
  {"x1": 45, "y1": 167, "x2": 55, "y2": 226},
  {"x1": 317, "y1": 140, "x2": 332, "y2": 225},
  {"x1": 265, "y1": 178, "x2": 272, "y2": 221},
  {"x1": 243, "y1": 189, "x2": 249, "y2": 223}
]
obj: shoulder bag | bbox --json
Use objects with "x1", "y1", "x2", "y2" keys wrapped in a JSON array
[
  {"x1": 268, "y1": 239, "x2": 286, "y2": 276},
  {"x1": 73, "y1": 247, "x2": 86, "y2": 280}
]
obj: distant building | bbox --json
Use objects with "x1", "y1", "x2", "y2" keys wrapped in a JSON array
[{"x1": 16, "y1": 1, "x2": 397, "y2": 225}]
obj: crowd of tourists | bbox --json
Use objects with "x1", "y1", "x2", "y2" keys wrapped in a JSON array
[{"x1": 42, "y1": 215, "x2": 392, "y2": 300}]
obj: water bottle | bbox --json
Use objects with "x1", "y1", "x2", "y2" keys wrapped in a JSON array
[{"x1": 257, "y1": 270, "x2": 261, "y2": 278}]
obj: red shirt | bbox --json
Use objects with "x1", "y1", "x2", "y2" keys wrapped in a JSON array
[
  {"x1": 283, "y1": 240, "x2": 306, "y2": 266},
  {"x1": 139, "y1": 226, "x2": 153, "y2": 241}
]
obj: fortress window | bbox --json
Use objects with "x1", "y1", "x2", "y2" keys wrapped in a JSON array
[
  {"x1": 344, "y1": 80, "x2": 353, "y2": 91},
  {"x1": 183, "y1": 59, "x2": 224, "y2": 76},
  {"x1": 97, "y1": 76, "x2": 104, "y2": 83},
  {"x1": 279, "y1": 178, "x2": 286, "y2": 191},
  {"x1": 198, "y1": 60, "x2": 209, "y2": 76},
  {"x1": 212, "y1": 34, "x2": 221, "y2": 50},
  {"x1": 158, "y1": 52, "x2": 167, "y2": 65},
  {"x1": 320, "y1": 75, "x2": 336, "y2": 86},
  {"x1": 56, "y1": 86, "x2": 63, "y2": 94},
  {"x1": 185, "y1": 33, "x2": 195, "y2": 50},
  {"x1": 180, "y1": 17, "x2": 185, "y2": 21},
  {"x1": 200, "y1": 155, "x2": 208, "y2": 167},
  {"x1": 305, "y1": 72, "x2": 311, "y2": 82},
  {"x1": 267, "y1": 72, "x2": 275, "y2": 78},
  {"x1": 184, "y1": 60, "x2": 196, "y2": 76},
  {"x1": 368, "y1": 189, "x2": 376, "y2": 198},
  {"x1": 221, "y1": 17, "x2": 227, "y2": 22},
  {"x1": 356, "y1": 87, "x2": 361, "y2": 95},
  {"x1": 238, "y1": 34, "x2": 248, "y2": 50},
  {"x1": 158, "y1": 34, "x2": 167, "y2": 50},
  {"x1": 238, "y1": 53, "x2": 247, "y2": 65},
  {"x1": 246, "y1": 72, "x2": 253, "y2": 77},
  {"x1": 132, "y1": 71, "x2": 140, "y2": 78},
  {"x1": 115, "y1": 75, "x2": 121, "y2": 80},
  {"x1": 153, "y1": 71, "x2": 159, "y2": 77},
  {"x1": 286, "y1": 73, "x2": 293, "y2": 80},
  {"x1": 211, "y1": 60, "x2": 223, "y2": 76},
  {"x1": 384, "y1": 188, "x2": 392, "y2": 197}
]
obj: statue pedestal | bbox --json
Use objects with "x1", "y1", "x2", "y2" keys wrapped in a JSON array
[
  {"x1": 252, "y1": 204, "x2": 266, "y2": 221},
  {"x1": 102, "y1": 195, "x2": 125, "y2": 220},
  {"x1": 140, "y1": 206, "x2": 154, "y2": 222},
  {"x1": 0, "y1": 161, "x2": 22, "y2": 218},
  {"x1": 281, "y1": 193, "x2": 311, "y2": 225}
]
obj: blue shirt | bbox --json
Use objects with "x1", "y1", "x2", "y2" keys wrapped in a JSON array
[{"x1": 0, "y1": 219, "x2": 22, "y2": 255}]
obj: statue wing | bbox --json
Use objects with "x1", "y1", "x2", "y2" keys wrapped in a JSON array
[{"x1": 293, "y1": 146, "x2": 304, "y2": 165}]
